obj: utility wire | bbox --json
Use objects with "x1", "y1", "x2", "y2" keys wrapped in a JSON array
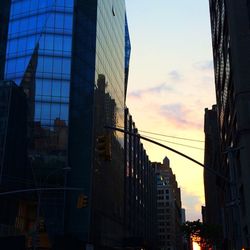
[
  {"x1": 141, "y1": 134, "x2": 204, "y2": 151},
  {"x1": 139, "y1": 129, "x2": 204, "y2": 143},
  {"x1": 117, "y1": 126, "x2": 204, "y2": 143}
]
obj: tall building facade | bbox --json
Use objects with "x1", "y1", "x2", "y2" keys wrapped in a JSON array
[
  {"x1": 153, "y1": 157, "x2": 183, "y2": 250},
  {"x1": 1, "y1": 0, "x2": 129, "y2": 249},
  {"x1": 124, "y1": 108, "x2": 157, "y2": 249},
  {"x1": 209, "y1": 0, "x2": 250, "y2": 248}
]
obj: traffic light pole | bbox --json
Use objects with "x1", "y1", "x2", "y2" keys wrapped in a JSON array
[{"x1": 105, "y1": 125, "x2": 230, "y2": 183}]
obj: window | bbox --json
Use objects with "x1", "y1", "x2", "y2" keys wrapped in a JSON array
[{"x1": 42, "y1": 79, "x2": 52, "y2": 96}]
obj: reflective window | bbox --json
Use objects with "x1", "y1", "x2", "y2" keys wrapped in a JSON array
[
  {"x1": 42, "y1": 79, "x2": 52, "y2": 96},
  {"x1": 36, "y1": 79, "x2": 43, "y2": 96},
  {"x1": 43, "y1": 57, "x2": 53, "y2": 73},
  {"x1": 53, "y1": 58, "x2": 62, "y2": 74},
  {"x1": 55, "y1": 13, "x2": 64, "y2": 30},
  {"x1": 61, "y1": 81, "x2": 69, "y2": 97},
  {"x1": 64, "y1": 14, "x2": 73, "y2": 30},
  {"x1": 54, "y1": 36, "x2": 63, "y2": 51},
  {"x1": 51, "y1": 104, "x2": 60, "y2": 118},
  {"x1": 41, "y1": 103, "x2": 51, "y2": 120},
  {"x1": 35, "y1": 102, "x2": 42, "y2": 120},
  {"x1": 5, "y1": 0, "x2": 73, "y2": 129},
  {"x1": 63, "y1": 36, "x2": 72, "y2": 51},
  {"x1": 52, "y1": 81, "x2": 61, "y2": 97},
  {"x1": 60, "y1": 104, "x2": 68, "y2": 120},
  {"x1": 62, "y1": 58, "x2": 71, "y2": 74}
]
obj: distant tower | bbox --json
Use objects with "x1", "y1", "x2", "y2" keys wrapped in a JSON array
[{"x1": 153, "y1": 157, "x2": 183, "y2": 250}]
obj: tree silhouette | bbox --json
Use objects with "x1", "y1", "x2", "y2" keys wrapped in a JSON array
[{"x1": 181, "y1": 219, "x2": 222, "y2": 249}]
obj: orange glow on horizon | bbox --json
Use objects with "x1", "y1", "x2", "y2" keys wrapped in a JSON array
[{"x1": 193, "y1": 242, "x2": 201, "y2": 250}]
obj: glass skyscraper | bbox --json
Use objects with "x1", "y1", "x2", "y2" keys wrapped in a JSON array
[{"x1": 1, "y1": 0, "x2": 129, "y2": 248}]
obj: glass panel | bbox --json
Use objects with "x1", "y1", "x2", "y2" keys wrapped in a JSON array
[
  {"x1": 28, "y1": 16, "x2": 37, "y2": 31},
  {"x1": 55, "y1": 13, "x2": 64, "y2": 30},
  {"x1": 35, "y1": 102, "x2": 42, "y2": 121},
  {"x1": 60, "y1": 104, "x2": 68, "y2": 121},
  {"x1": 6, "y1": 60, "x2": 16, "y2": 74},
  {"x1": 65, "y1": 0, "x2": 73, "y2": 8},
  {"x1": 41, "y1": 103, "x2": 51, "y2": 120},
  {"x1": 36, "y1": 79, "x2": 43, "y2": 96},
  {"x1": 37, "y1": 56, "x2": 44, "y2": 72},
  {"x1": 53, "y1": 58, "x2": 62, "y2": 74},
  {"x1": 56, "y1": 0, "x2": 65, "y2": 7},
  {"x1": 52, "y1": 81, "x2": 61, "y2": 97},
  {"x1": 54, "y1": 35, "x2": 63, "y2": 51},
  {"x1": 64, "y1": 14, "x2": 73, "y2": 30},
  {"x1": 63, "y1": 36, "x2": 72, "y2": 52},
  {"x1": 43, "y1": 57, "x2": 53, "y2": 73},
  {"x1": 61, "y1": 81, "x2": 69, "y2": 97},
  {"x1": 47, "y1": 15, "x2": 55, "y2": 29},
  {"x1": 62, "y1": 58, "x2": 70, "y2": 75},
  {"x1": 45, "y1": 35, "x2": 54, "y2": 50},
  {"x1": 15, "y1": 57, "x2": 26, "y2": 73},
  {"x1": 42, "y1": 79, "x2": 52, "y2": 96},
  {"x1": 30, "y1": 0, "x2": 39, "y2": 12},
  {"x1": 37, "y1": 14, "x2": 46, "y2": 30},
  {"x1": 22, "y1": 1, "x2": 30, "y2": 14},
  {"x1": 8, "y1": 39, "x2": 18, "y2": 54},
  {"x1": 11, "y1": 20, "x2": 19, "y2": 34},
  {"x1": 17, "y1": 37, "x2": 26, "y2": 53},
  {"x1": 51, "y1": 104, "x2": 60, "y2": 119}
]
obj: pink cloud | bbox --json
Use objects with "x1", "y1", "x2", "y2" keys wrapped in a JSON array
[
  {"x1": 160, "y1": 104, "x2": 203, "y2": 129},
  {"x1": 128, "y1": 82, "x2": 174, "y2": 98}
]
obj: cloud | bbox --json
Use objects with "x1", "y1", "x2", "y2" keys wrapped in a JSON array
[
  {"x1": 128, "y1": 82, "x2": 174, "y2": 98},
  {"x1": 193, "y1": 60, "x2": 213, "y2": 71},
  {"x1": 181, "y1": 190, "x2": 203, "y2": 221},
  {"x1": 160, "y1": 103, "x2": 203, "y2": 129},
  {"x1": 168, "y1": 70, "x2": 182, "y2": 81}
]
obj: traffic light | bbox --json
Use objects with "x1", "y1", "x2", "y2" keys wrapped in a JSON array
[
  {"x1": 77, "y1": 194, "x2": 88, "y2": 208},
  {"x1": 96, "y1": 134, "x2": 111, "y2": 161}
]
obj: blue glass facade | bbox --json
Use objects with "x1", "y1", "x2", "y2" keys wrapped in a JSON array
[{"x1": 5, "y1": 0, "x2": 73, "y2": 127}]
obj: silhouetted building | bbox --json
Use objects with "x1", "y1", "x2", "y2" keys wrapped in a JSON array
[
  {"x1": 203, "y1": 106, "x2": 223, "y2": 225},
  {"x1": 1, "y1": 0, "x2": 130, "y2": 249},
  {"x1": 209, "y1": 0, "x2": 250, "y2": 248},
  {"x1": 153, "y1": 157, "x2": 183, "y2": 250},
  {"x1": 0, "y1": 80, "x2": 31, "y2": 247},
  {"x1": 124, "y1": 108, "x2": 157, "y2": 249}
]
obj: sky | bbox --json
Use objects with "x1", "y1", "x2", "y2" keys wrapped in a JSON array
[{"x1": 125, "y1": 0, "x2": 216, "y2": 221}]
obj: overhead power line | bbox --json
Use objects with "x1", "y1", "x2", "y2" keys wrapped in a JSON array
[
  {"x1": 139, "y1": 129, "x2": 204, "y2": 143},
  {"x1": 117, "y1": 126, "x2": 204, "y2": 143},
  {"x1": 141, "y1": 134, "x2": 204, "y2": 150}
]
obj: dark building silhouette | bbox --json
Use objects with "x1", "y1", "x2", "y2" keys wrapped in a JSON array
[
  {"x1": 203, "y1": 105, "x2": 223, "y2": 225},
  {"x1": 124, "y1": 108, "x2": 157, "y2": 249},
  {"x1": 203, "y1": 105, "x2": 224, "y2": 248},
  {"x1": 0, "y1": 80, "x2": 30, "y2": 248},
  {"x1": 209, "y1": 0, "x2": 250, "y2": 248}
]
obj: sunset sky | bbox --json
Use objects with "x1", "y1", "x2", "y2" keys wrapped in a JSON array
[{"x1": 125, "y1": 0, "x2": 216, "y2": 220}]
